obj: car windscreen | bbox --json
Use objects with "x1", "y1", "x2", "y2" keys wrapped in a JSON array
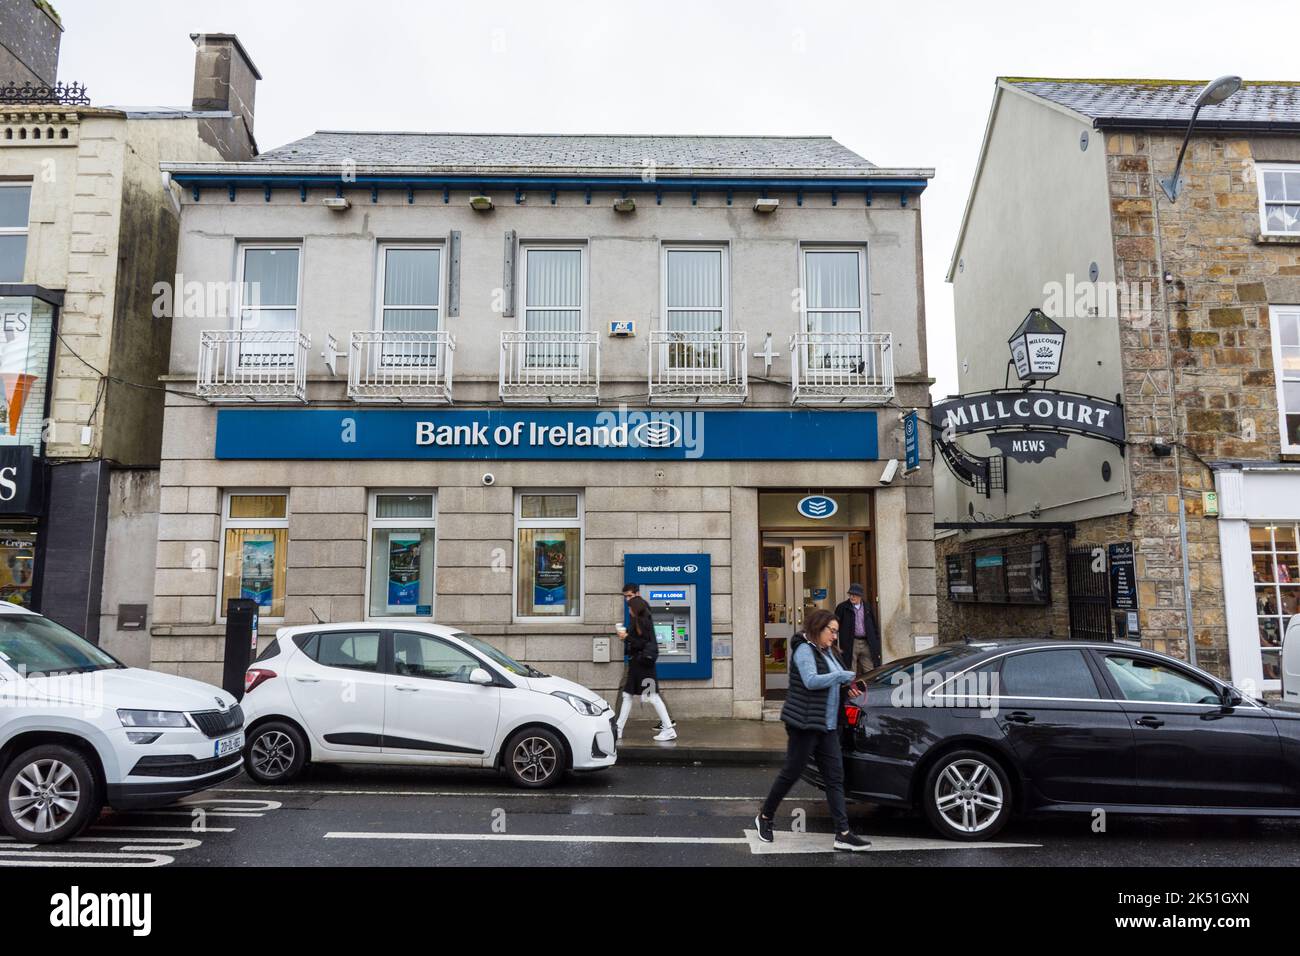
[
  {"x1": 454, "y1": 632, "x2": 531, "y2": 677},
  {"x1": 0, "y1": 614, "x2": 122, "y2": 676}
]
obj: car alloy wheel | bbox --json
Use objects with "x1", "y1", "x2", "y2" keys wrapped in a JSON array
[
  {"x1": 8, "y1": 758, "x2": 82, "y2": 836},
  {"x1": 512, "y1": 736, "x2": 558, "y2": 785},
  {"x1": 250, "y1": 730, "x2": 295, "y2": 779},
  {"x1": 933, "y1": 757, "x2": 1005, "y2": 835}
]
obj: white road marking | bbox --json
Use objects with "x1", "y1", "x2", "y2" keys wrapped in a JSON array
[
  {"x1": 215, "y1": 786, "x2": 763, "y2": 801},
  {"x1": 326, "y1": 831, "x2": 751, "y2": 845},
  {"x1": 742, "y1": 829, "x2": 1039, "y2": 854},
  {"x1": 0, "y1": 837, "x2": 201, "y2": 868}
]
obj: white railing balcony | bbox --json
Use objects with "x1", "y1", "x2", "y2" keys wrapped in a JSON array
[
  {"x1": 648, "y1": 330, "x2": 748, "y2": 403},
  {"x1": 789, "y1": 331, "x2": 894, "y2": 405},
  {"x1": 197, "y1": 329, "x2": 310, "y2": 402},
  {"x1": 348, "y1": 330, "x2": 455, "y2": 404},
  {"x1": 500, "y1": 331, "x2": 600, "y2": 403}
]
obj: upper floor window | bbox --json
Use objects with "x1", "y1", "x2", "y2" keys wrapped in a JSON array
[
  {"x1": 801, "y1": 247, "x2": 867, "y2": 336},
  {"x1": 1271, "y1": 305, "x2": 1300, "y2": 453},
  {"x1": 520, "y1": 243, "x2": 585, "y2": 368},
  {"x1": 377, "y1": 244, "x2": 441, "y2": 333},
  {"x1": 663, "y1": 246, "x2": 727, "y2": 334},
  {"x1": 237, "y1": 244, "x2": 300, "y2": 333},
  {"x1": 0, "y1": 184, "x2": 32, "y2": 283},
  {"x1": 1258, "y1": 165, "x2": 1300, "y2": 235}
]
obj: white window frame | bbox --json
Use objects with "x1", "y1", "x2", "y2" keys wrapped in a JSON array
[
  {"x1": 513, "y1": 489, "x2": 584, "y2": 623},
  {"x1": 0, "y1": 182, "x2": 32, "y2": 283},
  {"x1": 1248, "y1": 521, "x2": 1300, "y2": 687},
  {"x1": 364, "y1": 489, "x2": 438, "y2": 622},
  {"x1": 660, "y1": 243, "x2": 730, "y2": 373},
  {"x1": 1256, "y1": 163, "x2": 1300, "y2": 237},
  {"x1": 799, "y1": 245, "x2": 870, "y2": 335},
  {"x1": 373, "y1": 242, "x2": 444, "y2": 333},
  {"x1": 217, "y1": 489, "x2": 289, "y2": 622},
  {"x1": 518, "y1": 242, "x2": 588, "y2": 371},
  {"x1": 1271, "y1": 304, "x2": 1300, "y2": 454}
]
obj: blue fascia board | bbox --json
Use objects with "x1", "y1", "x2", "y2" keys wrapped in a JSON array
[{"x1": 170, "y1": 171, "x2": 929, "y2": 196}]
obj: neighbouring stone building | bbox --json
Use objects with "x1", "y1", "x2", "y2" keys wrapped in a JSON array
[
  {"x1": 152, "y1": 132, "x2": 938, "y2": 718},
  {"x1": 0, "y1": 21, "x2": 257, "y2": 661},
  {"x1": 939, "y1": 77, "x2": 1300, "y2": 694}
]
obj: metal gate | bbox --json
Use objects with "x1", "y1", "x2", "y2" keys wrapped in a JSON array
[{"x1": 1066, "y1": 546, "x2": 1113, "y2": 641}]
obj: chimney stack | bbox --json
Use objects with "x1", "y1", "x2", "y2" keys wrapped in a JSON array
[
  {"x1": 0, "y1": 0, "x2": 63, "y2": 87},
  {"x1": 190, "y1": 33, "x2": 260, "y2": 135}
]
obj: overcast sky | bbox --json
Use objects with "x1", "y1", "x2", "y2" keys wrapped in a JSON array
[{"x1": 52, "y1": 0, "x2": 1291, "y2": 397}]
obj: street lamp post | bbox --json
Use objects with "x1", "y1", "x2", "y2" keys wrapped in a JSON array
[{"x1": 1159, "y1": 75, "x2": 1243, "y2": 202}]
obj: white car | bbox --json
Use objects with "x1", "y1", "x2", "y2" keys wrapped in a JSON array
[
  {"x1": 0, "y1": 602, "x2": 245, "y2": 843},
  {"x1": 240, "y1": 622, "x2": 617, "y2": 789}
]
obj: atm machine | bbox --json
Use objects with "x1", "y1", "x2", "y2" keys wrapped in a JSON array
[{"x1": 622, "y1": 553, "x2": 712, "y2": 680}]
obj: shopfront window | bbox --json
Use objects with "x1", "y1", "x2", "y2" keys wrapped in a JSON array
[
  {"x1": 368, "y1": 492, "x2": 436, "y2": 619},
  {"x1": 221, "y1": 492, "x2": 288, "y2": 618},
  {"x1": 0, "y1": 184, "x2": 31, "y2": 282},
  {"x1": 0, "y1": 295, "x2": 54, "y2": 451},
  {"x1": 1251, "y1": 522, "x2": 1300, "y2": 681},
  {"x1": 0, "y1": 527, "x2": 37, "y2": 608},
  {"x1": 515, "y1": 492, "x2": 582, "y2": 619}
]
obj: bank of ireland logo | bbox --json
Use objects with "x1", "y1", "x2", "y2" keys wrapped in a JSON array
[
  {"x1": 632, "y1": 419, "x2": 681, "y2": 448},
  {"x1": 683, "y1": 563, "x2": 699, "y2": 574},
  {"x1": 797, "y1": 495, "x2": 838, "y2": 520}
]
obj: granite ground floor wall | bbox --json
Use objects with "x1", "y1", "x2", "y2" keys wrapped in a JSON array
[{"x1": 150, "y1": 459, "x2": 937, "y2": 718}]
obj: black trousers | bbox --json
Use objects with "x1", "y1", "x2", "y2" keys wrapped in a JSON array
[{"x1": 760, "y1": 724, "x2": 850, "y2": 834}]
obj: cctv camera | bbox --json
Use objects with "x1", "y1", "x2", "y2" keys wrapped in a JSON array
[
  {"x1": 481, "y1": 473, "x2": 495, "y2": 486},
  {"x1": 879, "y1": 459, "x2": 899, "y2": 485}
]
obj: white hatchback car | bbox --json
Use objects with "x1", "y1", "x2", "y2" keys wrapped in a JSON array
[
  {"x1": 240, "y1": 622, "x2": 617, "y2": 788},
  {"x1": 0, "y1": 602, "x2": 244, "y2": 843}
]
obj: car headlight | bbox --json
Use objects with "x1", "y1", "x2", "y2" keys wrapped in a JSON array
[
  {"x1": 550, "y1": 691, "x2": 603, "y2": 716},
  {"x1": 118, "y1": 709, "x2": 189, "y2": 729}
]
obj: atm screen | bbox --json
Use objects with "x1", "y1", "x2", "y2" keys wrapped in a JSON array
[{"x1": 654, "y1": 622, "x2": 673, "y2": 643}]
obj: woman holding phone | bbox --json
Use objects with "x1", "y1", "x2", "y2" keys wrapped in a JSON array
[{"x1": 754, "y1": 607, "x2": 870, "y2": 851}]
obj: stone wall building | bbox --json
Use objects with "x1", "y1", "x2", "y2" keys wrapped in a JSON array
[
  {"x1": 152, "y1": 132, "x2": 938, "y2": 718},
  {"x1": 940, "y1": 78, "x2": 1300, "y2": 694}
]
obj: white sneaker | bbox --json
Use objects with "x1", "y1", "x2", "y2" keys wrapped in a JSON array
[{"x1": 653, "y1": 726, "x2": 677, "y2": 741}]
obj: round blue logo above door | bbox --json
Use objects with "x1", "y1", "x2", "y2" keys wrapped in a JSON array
[{"x1": 797, "y1": 495, "x2": 838, "y2": 520}]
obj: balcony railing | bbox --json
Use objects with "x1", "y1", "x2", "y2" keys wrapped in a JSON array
[
  {"x1": 648, "y1": 330, "x2": 748, "y2": 403},
  {"x1": 789, "y1": 331, "x2": 894, "y2": 405},
  {"x1": 500, "y1": 331, "x2": 600, "y2": 403},
  {"x1": 197, "y1": 329, "x2": 310, "y2": 402},
  {"x1": 348, "y1": 330, "x2": 455, "y2": 404}
]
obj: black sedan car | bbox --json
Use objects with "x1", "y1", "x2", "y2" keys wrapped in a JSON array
[{"x1": 802, "y1": 639, "x2": 1300, "y2": 841}]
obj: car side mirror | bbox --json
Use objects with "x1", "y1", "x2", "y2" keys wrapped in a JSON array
[
  {"x1": 469, "y1": 667, "x2": 494, "y2": 686},
  {"x1": 1220, "y1": 686, "x2": 1243, "y2": 709}
]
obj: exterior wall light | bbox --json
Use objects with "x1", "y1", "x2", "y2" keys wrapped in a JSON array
[
  {"x1": 753, "y1": 198, "x2": 780, "y2": 214},
  {"x1": 1007, "y1": 308, "x2": 1066, "y2": 383},
  {"x1": 469, "y1": 195, "x2": 494, "y2": 211},
  {"x1": 1159, "y1": 75, "x2": 1242, "y2": 202},
  {"x1": 322, "y1": 197, "x2": 350, "y2": 211},
  {"x1": 612, "y1": 196, "x2": 636, "y2": 213}
]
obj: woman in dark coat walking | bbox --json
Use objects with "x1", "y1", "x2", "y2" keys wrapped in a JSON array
[
  {"x1": 754, "y1": 607, "x2": 870, "y2": 851},
  {"x1": 616, "y1": 583, "x2": 677, "y2": 741}
]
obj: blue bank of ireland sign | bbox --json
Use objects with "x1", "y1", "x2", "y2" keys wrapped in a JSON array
[
  {"x1": 903, "y1": 410, "x2": 920, "y2": 473},
  {"x1": 797, "y1": 495, "x2": 838, "y2": 520}
]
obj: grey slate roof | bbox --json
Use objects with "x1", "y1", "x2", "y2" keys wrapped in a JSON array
[
  {"x1": 1005, "y1": 78, "x2": 1300, "y2": 128},
  {"x1": 255, "y1": 132, "x2": 876, "y2": 172}
]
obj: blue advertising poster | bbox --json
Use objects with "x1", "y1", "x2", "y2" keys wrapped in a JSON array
[
  {"x1": 240, "y1": 538, "x2": 276, "y2": 608},
  {"x1": 533, "y1": 537, "x2": 567, "y2": 607},
  {"x1": 386, "y1": 533, "x2": 421, "y2": 609}
]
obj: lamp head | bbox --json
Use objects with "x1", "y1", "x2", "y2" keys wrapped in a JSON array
[{"x1": 1195, "y1": 75, "x2": 1242, "y2": 108}]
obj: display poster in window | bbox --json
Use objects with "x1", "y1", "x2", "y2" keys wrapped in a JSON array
[
  {"x1": 533, "y1": 536, "x2": 567, "y2": 609},
  {"x1": 239, "y1": 536, "x2": 276, "y2": 608},
  {"x1": 0, "y1": 299, "x2": 37, "y2": 439},
  {"x1": 386, "y1": 533, "x2": 422, "y2": 610},
  {"x1": 0, "y1": 533, "x2": 36, "y2": 607},
  {"x1": 1005, "y1": 544, "x2": 1050, "y2": 605},
  {"x1": 1108, "y1": 542, "x2": 1138, "y2": 611},
  {"x1": 946, "y1": 554, "x2": 975, "y2": 602},
  {"x1": 973, "y1": 549, "x2": 1007, "y2": 603}
]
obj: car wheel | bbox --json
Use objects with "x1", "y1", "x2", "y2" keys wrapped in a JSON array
[
  {"x1": 921, "y1": 749, "x2": 1012, "y2": 841},
  {"x1": 244, "y1": 722, "x2": 307, "y2": 784},
  {"x1": 1, "y1": 745, "x2": 102, "y2": 844},
  {"x1": 503, "y1": 728, "x2": 566, "y2": 789}
]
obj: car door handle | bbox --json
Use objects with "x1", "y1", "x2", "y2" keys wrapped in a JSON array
[
  {"x1": 1004, "y1": 711, "x2": 1035, "y2": 724},
  {"x1": 1135, "y1": 716, "x2": 1164, "y2": 729},
  {"x1": 293, "y1": 676, "x2": 321, "y2": 683},
  {"x1": 394, "y1": 684, "x2": 420, "y2": 692}
]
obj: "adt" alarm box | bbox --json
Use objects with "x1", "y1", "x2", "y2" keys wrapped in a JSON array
[{"x1": 623, "y1": 553, "x2": 711, "y2": 680}]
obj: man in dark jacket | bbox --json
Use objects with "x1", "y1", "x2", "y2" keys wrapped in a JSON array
[{"x1": 834, "y1": 583, "x2": 880, "y2": 676}]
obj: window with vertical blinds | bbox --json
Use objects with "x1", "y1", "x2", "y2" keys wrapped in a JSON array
[{"x1": 522, "y1": 246, "x2": 583, "y2": 368}]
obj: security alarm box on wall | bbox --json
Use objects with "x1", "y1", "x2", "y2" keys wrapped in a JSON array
[{"x1": 608, "y1": 320, "x2": 635, "y2": 337}]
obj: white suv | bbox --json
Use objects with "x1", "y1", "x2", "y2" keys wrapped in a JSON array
[
  {"x1": 241, "y1": 622, "x2": 617, "y2": 788},
  {"x1": 0, "y1": 602, "x2": 244, "y2": 843}
]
